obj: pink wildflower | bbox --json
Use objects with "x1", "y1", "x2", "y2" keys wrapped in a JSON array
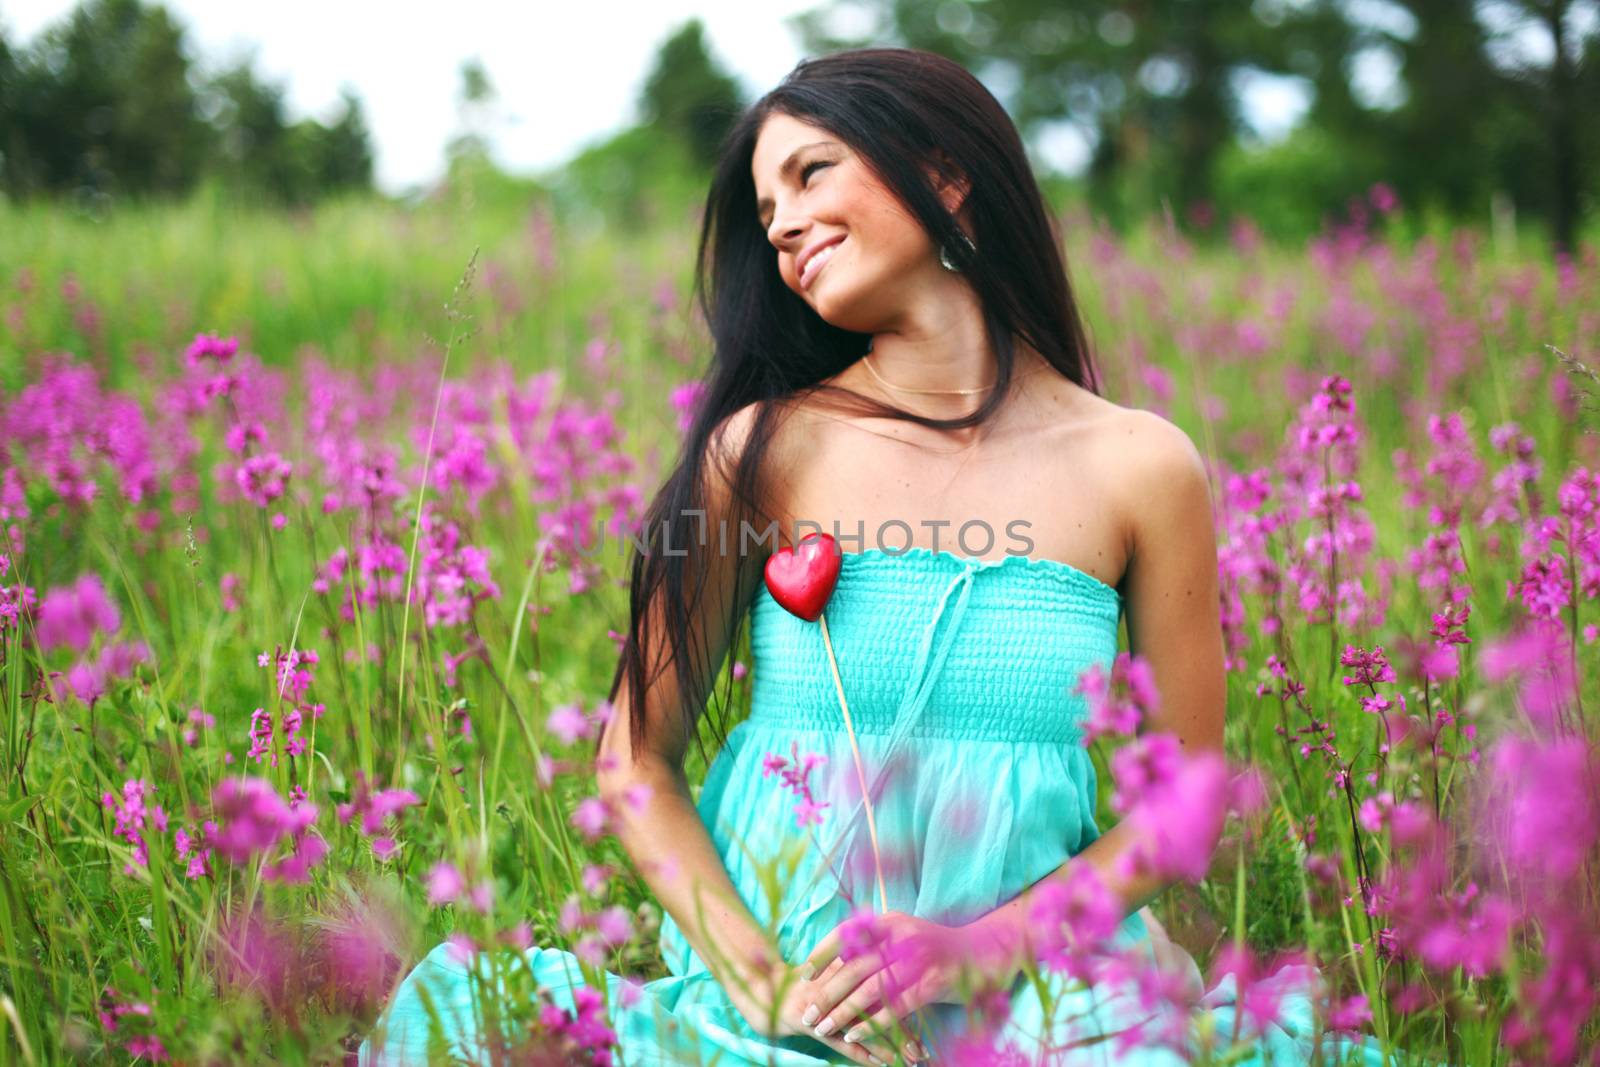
[
  {"x1": 336, "y1": 772, "x2": 422, "y2": 843},
  {"x1": 546, "y1": 702, "x2": 593, "y2": 745},
  {"x1": 762, "y1": 740, "x2": 830, "y2": 830},
  {"x1": 175, "y1": 821, "x2": 216, "y2": 879},
  {"x1": 426, "y1": 862, "x2": 466, "y2": 905},
  {"x1": 1074, "y1": 651, "x2": 1160, "y2": 743},
  {"x1": 209, "y1": 777, "x2": 317, "y2": 864},
  {"x1": 262, "y1": 832, "x2": 329, "y2": 883},
  {"x1": 1338, "y1": 644, "x2": 1396, "y2": 688},
  {"x1": 236, "y1": 452, "x2": 292, "y2": 508},
  {"x1": 1026, "y1": 861, "x2": 1123, "y2": 979},
  {"x1": 36, "y1": 573, "x2": 120, "y2": 653},
  {"x1": 102, "y1": 778, "x2": 167, "y2": 875},
  {"x1": 1114, "y1": 742, "x2": 1230, "y2": 883},
  {"x1": 570, "y1": 796, "x2": 610, "y2": 841},
  {"x1": 185, "y1": 332, "x2": 239, "y2": 368}
]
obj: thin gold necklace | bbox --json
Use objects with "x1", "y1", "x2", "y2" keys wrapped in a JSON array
[{"x1": 862, "y1": 350, "x2": 1048, "y2": 396}]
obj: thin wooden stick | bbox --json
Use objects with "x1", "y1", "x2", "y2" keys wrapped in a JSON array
[
  {"x1": 818, "y1": 611, "x2": 889, "y2": 914},
  {"x1": 820, "y1": 609, "x2": 937, "y2": 1064}
]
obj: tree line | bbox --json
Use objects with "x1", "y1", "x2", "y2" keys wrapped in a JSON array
[
  {"x1": 3, "y1": 0, "x2": 1596, "y2": 254},
  {"x1": 787, "y1": 0, "x2": 1599, "y2": 254},
  {"x1": 0, "y1": 0, "x2": 373, "y2": 207}
]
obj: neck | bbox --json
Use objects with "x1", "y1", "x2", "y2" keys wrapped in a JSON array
[
  {"x1": 864, "y1": 340, "x2": 993, "y2": 395},
  {"x1": 862, "y1": 337, "x2": 1047, "y2": 398}
]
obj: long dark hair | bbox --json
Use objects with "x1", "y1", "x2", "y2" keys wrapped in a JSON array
[{"x1": 599, "y1": 46, "x2": 1106, "y2": 770}]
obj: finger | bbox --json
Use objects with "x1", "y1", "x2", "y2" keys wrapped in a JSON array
[
  {"x1": 844, "y1": 999, "x2": 930, "y2": 1064},
  {"x1": 844, "y1": 999, "x2": 905, "y2": 1046},
  {"x1": 841, "y1": 968, "x2": 939, "y2": 1063},
  {"x1": 839, "y1": 1005, "x2": 903, "y2": 1066},
  {"x1": 797, "y1": 956, "x2": 844, "y2": 1013},
  {"x1": 853, "y1": 1022, "x2": 923, "y2": 1067},
  {"x1": 800, "y1": 922, "x2": 844, "y2": 979},
  {"x1": 856, "y1": 1019, "x2": 930, "y2": 1066},
  {"x1": 815, "y1": 968, "x2": 887, "y2": 1040},
  {"x1": 823, "y1": 941, "x2": 923, "y2": 1031},
  {"x1": 804, "y1": 952, "x2": 885, "y2": 1032},
  {"x1": 856, "y1": 1033, "x2": 904, "y2": 1067},
  {"x1": 817, "y1": 1028, "x2": 887, "y2": 1067},
  {"x1": 840, "y1": 1004, "x2": 907, "y2": 1067},
  {"x1": 813, "y1": 956, "x2": 845, "y2": 985}
]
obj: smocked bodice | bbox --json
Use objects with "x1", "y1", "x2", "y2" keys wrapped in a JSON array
[{"x1": 747, "y1": 545, "x2": 1124, "y2": 744}]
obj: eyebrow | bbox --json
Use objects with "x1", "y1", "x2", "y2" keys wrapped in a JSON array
[{"x1": 755, "y1": 141, "x2": 837, "y2": 225}]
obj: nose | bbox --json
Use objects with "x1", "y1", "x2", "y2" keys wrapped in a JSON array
[{"x1": 768, "y1": 212, "x2": 806, "y2": 249}]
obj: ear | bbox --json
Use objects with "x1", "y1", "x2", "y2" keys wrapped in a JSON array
[{"x1": 922, "y1": 151, "x2": 972, "y2": 216}]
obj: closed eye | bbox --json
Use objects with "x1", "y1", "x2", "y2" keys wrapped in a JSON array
[{"x1": 800, "y1": 160, "x2": 830, "y2": 185}]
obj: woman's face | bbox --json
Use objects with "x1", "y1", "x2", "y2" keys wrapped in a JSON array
[{"x1": 751, "y1": 112, "x2": 955, "y2": 333}]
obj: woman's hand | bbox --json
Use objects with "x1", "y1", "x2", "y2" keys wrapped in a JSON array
[
  {"x1": 794, "y1": 911, "x2": 968, "y2": 1061},
  {"x1": 722, "y1": 953, "x2": 923, "y2": 1066}
]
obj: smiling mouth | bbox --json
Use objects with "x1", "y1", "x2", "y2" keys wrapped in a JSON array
[{"x1": 800, "y1": 238, "x2": 845, "y2": 289}]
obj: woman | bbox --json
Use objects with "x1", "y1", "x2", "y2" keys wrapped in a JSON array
[{"x1": 362, "y1": 47, "x2": 1393, "y2": 1067}]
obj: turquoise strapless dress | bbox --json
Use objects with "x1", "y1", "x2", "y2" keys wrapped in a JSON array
[{"x1": 360, "y1": 547, "x2": 1394, "y2": 1066}]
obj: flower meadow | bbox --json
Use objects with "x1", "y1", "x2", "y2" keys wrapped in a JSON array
[{"x1": 0, "y1": 188, "x2": 1597, "y2": 1066}]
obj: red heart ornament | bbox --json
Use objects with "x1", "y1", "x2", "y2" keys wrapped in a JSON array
[{"x1": 763, "y1": 532, "x2": 842, "y2": 622}]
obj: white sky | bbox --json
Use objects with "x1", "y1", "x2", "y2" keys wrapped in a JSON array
[{"x1": 2, "y1": 0, "x2": 1320, "y2": 196}]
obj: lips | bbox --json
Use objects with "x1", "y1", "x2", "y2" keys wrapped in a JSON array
[{"x1": 798, "y1": 235, "x2": 846, "y2": 289}]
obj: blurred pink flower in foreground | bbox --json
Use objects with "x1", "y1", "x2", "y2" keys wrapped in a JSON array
[
  {"x1": 1112, "y1": 737, "x2": 1230, "y2": 884},
  {"x1": 209, "y1": 778, "x2": 325, "y2": 883},
  {"x1": 762, "y1": 740, "x2": 830, "y2": 829},
  {"x1": 1073, "y1": 651, "x2": 1160, "y2": 743},
  {"x1": 37, "y1": 573, "x2": 120, "y2": 652},
  {"x1": 35, "y1": 572, "x2": 149, "y2": 704},
  {"x1": 426, "y1": 862, "x2": 466, "y2": 906}
]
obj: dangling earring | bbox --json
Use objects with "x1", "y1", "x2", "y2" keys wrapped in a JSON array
[{"x1": 939, "y1": 231, "x2": 977, "y2": 272}]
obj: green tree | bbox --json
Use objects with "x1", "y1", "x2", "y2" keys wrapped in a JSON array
[
  {"x1": 1283, "y1": 0, "x2": 1598, "y2": 255},
  {"x1": 0, "y1": 0, "x2": 373, "y2": 205},
  {"x1": 638, "y1": 19, "x2": 746, "y2": 167},
  {"x1": 307, "y1": 87, "x2": 375, "y2": 194},
  {"x1": 202, "y1": 59, "x2": 374, "y2": 205},
  {"x1": 790, "y1": 1, "x2": 1296, "y2": 230},
  {"x1": 0, "y1": 0, "x2": 209, "y2": 199},
  {"x1": 1474, "y1": 0, "x2": 1599, "y2": 255},
  {"x1": 1375, "y1": 3, "x2": 1509, "y2": 220},
  {"x1": 0, "y1": 26, "x2": 23, "y2": 194},
  {"x1": 203, "y1": 56, "x2": 297, "y2": 202},
  {"x1": 790, "y1": 0, "x2": 1599, "y2": 250}
]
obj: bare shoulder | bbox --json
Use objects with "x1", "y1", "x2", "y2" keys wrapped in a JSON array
[
  {"x1": 708, "y1": 400, "x2": 761, "y2": 468},
  {"x1": 710, "y1": 395, "x2": 816, "y2": 461},
  {"x1": 1095, "y1": 405, "x2": 1214, "y2": 564},
  {"x1": 705, "y1": 399, "x2": 805, "y2": 549},
  {"x1": 1036, "y1": 385, "x2": 1205, "y2": 486},
  {"x1": 710, "y1": 398, "x2": 807, "y2": 483},
  {"x1": 1098, "y1": 405, "x2": 1208, "y2": 480}
]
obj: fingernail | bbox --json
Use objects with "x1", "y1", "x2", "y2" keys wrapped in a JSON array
[
  {"x1": 799, "y1": 962, "x2": 815, "y2": 980},
  {"x1": 843, "y1": 1026, "x2": 863, "y2": 1043},
  {"x1": 814, "y1": 1015, "x2": 835, "y2": 1037},
  {"x1": 801, "y1": 1003, "x2": 819, "y2": 1027},
  {"x1": 868, "y1": 1056, "x2": 888, "y2": 1067},
  {"x1": 905, "y1": 1040, "x2": 926, "y2": 1061}
]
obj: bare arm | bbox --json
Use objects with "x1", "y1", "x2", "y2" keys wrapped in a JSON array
[
  {"x1": 959, "y1": 410, "x2": 1229, "y2": 985},
  {"x1": 594, "y1": 404, "x2": 779, "y2": 992},
  {"x1": 602, "y1": 762, "x2": 779, "y2": 984}
]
